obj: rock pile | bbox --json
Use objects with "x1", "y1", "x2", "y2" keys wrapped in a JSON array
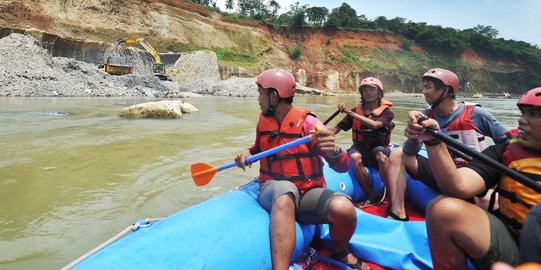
[
  {"x1": 0, "y1": 33, "x2": 177, "y2": 97},
  {"x1": 0, "y1": 33, "x2": 325, "y2": 98}
]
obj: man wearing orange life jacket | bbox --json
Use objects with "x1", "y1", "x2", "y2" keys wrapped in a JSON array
[
  {"x1": 330, "y1": 77, "x2": 394, "y2": 207},
  {"x1": 385, "y1": 68, "x2": 508, "y2": 221},
  {"x1": 406, "y1": 87, "x2": 541, "y2": 269},
  {"x1": 235, "y1": 69, "x2": 369, "y2": 270}
]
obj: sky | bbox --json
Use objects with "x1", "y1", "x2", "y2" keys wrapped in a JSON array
[{"x1": 215, "y1": 0, "x2": 541, "y2": 47}]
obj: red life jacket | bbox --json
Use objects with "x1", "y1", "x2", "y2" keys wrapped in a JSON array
[
  {"x1": 497, "y1": 129, "x2": 541, "y2": 227},
  {"x1": 257, "y1": 106, "x2": 325, "y2": 194},
  {"x1": 427, "y1": 103, "x2": 487, "y2": 167},
  {"x1": 352, "y1": 100, "x2": 394, "y2": 149}
]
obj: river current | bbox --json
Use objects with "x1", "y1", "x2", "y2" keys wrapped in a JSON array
[{"x1": 0, "y1": 95, "x2": 520, "y2": 269}]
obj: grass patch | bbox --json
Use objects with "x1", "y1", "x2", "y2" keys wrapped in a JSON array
[
  {"x1": 338, "y1": 46, "x2": 474, "y2": 75},
  {"x1": 290, "y1": 42, "x2": 302, "y2": 60},
  {"x1": 215, "y1": 48, "x2": 259, "y2": 65}
]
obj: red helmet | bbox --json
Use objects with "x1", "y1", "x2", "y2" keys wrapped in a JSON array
[
  {"x1": 423, "y1": 68, "x2": 459, "y2": 96},
  {"x1": 359, "y1": 77, "x2": 384, "y2": 91},
  {"x1": 256, "y1": 69, "x2": 296, "y2": 98},
  {"x1": 517, "y1": 87, "x2": 541, "y2": 108}
]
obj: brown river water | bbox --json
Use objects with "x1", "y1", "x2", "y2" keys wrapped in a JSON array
[{"x1": 0, "y1": 96, "x2": 520, "y2": 269}]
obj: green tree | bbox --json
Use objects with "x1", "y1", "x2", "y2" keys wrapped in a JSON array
[
  {"x1": 306, "y1": 6, "x2": 328, "y2": 26},
  {"x1": 275, "y1": 13, "x2": 294, "y2": 26},
  {"x1": 415, "y1": 25, "x2": 466, "y2": 54},
  {"x1": 269, "y1": 0, "x2": 280, "y2": 17},
  {"x1": 469, "y1": 25, "x2": 499, "y2": 39},
  {"x1": 287, "y1": 2, "x2": 308, "y2": 28},
  {"x1": 356, "y1": 14, "x2": 374, "y2": 29},
  {"x1": 401, "y1": 21, "x2": 425, "y2": 40},
  {"x1": 238, "y1": 0, "x2": 267, "y2": 17},
  {"x1": 225, "y1": 0, "x2": 234, "y2": 10},
  {"x1": 325, "y1": 3, "x2": 359, "y2": 29}
]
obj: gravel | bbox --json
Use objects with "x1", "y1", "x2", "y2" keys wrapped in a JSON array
[{"x1": 0, "y1": 33, "x2": 258, "y2": 98}]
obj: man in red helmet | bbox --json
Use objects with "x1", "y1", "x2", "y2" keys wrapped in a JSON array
[
  {"x1": 385, "y1": 68, "x2": 508, "y2": 221},
  {"x1": 405, "y1": 87, "x2": 541, "y2": 269},
  {"x1": 235, "y1": 69, "x2": 369, "y2": 270},
  {"x1": 330, "y1": 77, "x2": 394, "y2": 208}
]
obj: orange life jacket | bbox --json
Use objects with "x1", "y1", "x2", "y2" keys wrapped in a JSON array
[
  {"x1": 257, "y1": 106, "x2": 325, "y2": 194},
  {"x1": 427, "y1": 103, "x2": 487, "y2": 167},
  {"x1": 497, "y1": 129, "x2": 541, "y2": 226},
  {"x1": 351, "y1": 100, "x2": 394, "y2": 149}
]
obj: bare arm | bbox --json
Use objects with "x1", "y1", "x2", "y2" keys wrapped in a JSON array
[
  {"x1": 406, "y1": 111, "x2": 487, "y2": 197},
  {"x1": 338, "y1": 103, "x2": 384, "y2": 130},
  {"x1": 306, "y1": 116, "x2": 350, "y2": 172}
]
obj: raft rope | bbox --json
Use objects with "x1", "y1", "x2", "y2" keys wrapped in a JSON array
[{"x1": 62, "y1": 217, "x2": 163, "y2": 270}]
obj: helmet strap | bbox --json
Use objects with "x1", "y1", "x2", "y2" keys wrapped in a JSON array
[
  {"x1": 430, "y1": 87, "x2": 452, "y2": 110},
  {"x1": 263, "y1": 90, "x2": 278, "y2": 116}
]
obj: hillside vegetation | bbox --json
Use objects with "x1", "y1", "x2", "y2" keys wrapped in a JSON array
[{"x1": 1, "y1": 0, "x2": 540, "y2": 94}]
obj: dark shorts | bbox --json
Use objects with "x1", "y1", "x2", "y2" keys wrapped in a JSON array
[
  {"x1": 258, "y1": 180, "x2": 350, "y2": 224},
  {"x1": 347, "y1": 146, "x2": 390, "y2": 169},
  {"x1": 410, "y1": 155, "x2": 482, "y2": 202},
  {"x1": 406, "y1": 154, "x2": 440, "y2": 192},
  {"x1": 470, "y1": 211, "x2": 519, "y2": 269}
]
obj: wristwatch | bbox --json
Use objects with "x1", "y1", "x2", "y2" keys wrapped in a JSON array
[{"x1": 327, "y1": 146, "x2": 343, "y2": 159}]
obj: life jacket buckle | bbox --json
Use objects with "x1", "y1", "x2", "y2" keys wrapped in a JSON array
[{"x1": 268, "y1": 131, "x2": 280, "y2": 142}]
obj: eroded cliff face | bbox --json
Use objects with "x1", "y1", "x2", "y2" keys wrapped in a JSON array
[{"x1": 0, "y1": 0, "x2": 534, "y2": 93}]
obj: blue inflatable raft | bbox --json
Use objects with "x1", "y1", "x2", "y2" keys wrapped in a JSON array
[{"x1": 66, "y1": 157, "x2": 441, "y2": 269}]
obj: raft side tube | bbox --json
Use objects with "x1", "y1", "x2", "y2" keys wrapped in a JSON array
[{"x1": 71, "y1": 181, "x2": 315, "y2": 269}]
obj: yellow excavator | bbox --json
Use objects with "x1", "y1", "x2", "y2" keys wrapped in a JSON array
[{"x1": 113, "y1": 37, "x2": 175, "y2": 80}]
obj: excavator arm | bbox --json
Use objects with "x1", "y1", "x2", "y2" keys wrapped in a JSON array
[
  {"x1": 136, "y1": 38, "x2": 162, "y2": 65},
  {"x1": 112, "y1": 37, "x2": 174, "y2": 80}
]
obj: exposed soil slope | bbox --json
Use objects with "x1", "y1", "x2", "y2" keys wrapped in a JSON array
[{"x1": 0, "y1": 0, "x2": 534, "y2": 93}]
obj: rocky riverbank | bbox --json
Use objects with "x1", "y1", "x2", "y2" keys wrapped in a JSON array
[{"x1": 0, "y1": 34, "x2": 336, "y2": 98}]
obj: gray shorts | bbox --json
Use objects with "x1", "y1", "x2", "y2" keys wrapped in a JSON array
[{"x1": 258, "y1": 180, "x2": 350, "y2": 224}]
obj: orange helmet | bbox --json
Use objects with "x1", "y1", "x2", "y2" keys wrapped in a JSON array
[
  {"x1": 359, "y1": 77, "x2": 384, "y2": 91},
  {"x1": 256, "y1": 69, "x2": 296, "y2": 98},
  {"x1": 423, "y1": 68, "x2": 459, "y2": 96},
  {"x1": 517, "y1": 87, "x2": 541, "y2": 108}
]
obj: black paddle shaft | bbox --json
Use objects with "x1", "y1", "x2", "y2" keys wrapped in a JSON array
[
  {"x1": 323, "y1": 110, "x2": 340, "y2": 125},
  {"x1": 418, "y1": 116, "x2": 541, "y2": 193}
]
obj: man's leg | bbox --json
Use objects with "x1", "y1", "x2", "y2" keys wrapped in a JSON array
[
  {"x1": 349, "y1": 151, "x2": 375, "y2": 204},
  {"x1": 258, "y1": 180, "x2": 300, "y2": 270},
  {"x1": 327, "y1": 196, "x2": 369, "y2": 270},
  {"x1": 386, "y1": 148, "x2": 416, "y2": 220},
  {"x1": 270, "y1": 194, "x2": 297, "y2": 270},
  {"x1": 427, "y1": 196, "x2": 493, "y2": 269},
  {"x1": 299, "y1": 189, "x2": 368, "y2": 270},
  {"x1": 374, "y1": 149, "x2": 390, "y2": 198}
]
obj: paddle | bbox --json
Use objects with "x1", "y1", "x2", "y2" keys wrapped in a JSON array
[
  {"x1": 418, "y1": 116, "x2": 541, "y2": 193},
  {"x1": 191, "y1": 125, "x2": 324, "y2": 186},
  {"x1": 323, "y1": 109, "x2": 340, "y2": 125}
]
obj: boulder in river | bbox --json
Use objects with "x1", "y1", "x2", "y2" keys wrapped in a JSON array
[{"x1": 118, "y1": 100, "x2": 198, "y2": 119}]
